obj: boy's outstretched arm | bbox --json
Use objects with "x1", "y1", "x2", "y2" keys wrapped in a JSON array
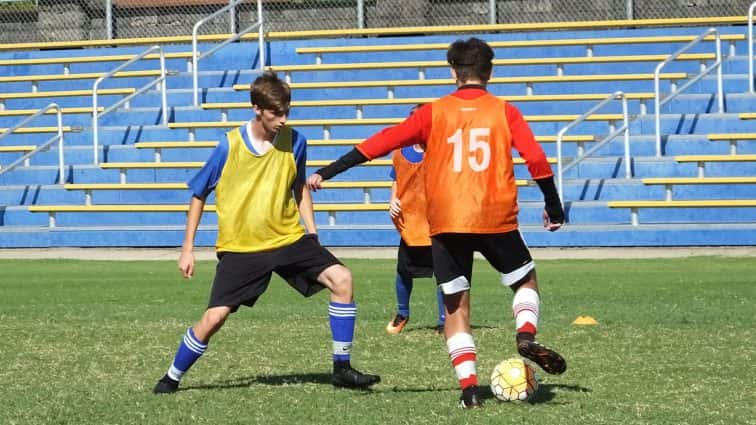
[
  {"x1": 306, "y1": 148, "x2": 369, "y2": 191},
  {"x1": 307, "y1": 105, "x2": 430, "y2": 191}
]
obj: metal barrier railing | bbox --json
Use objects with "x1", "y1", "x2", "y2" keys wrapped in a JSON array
[
  {"x1": 92, "y1": 45, "x2": 170, "y2": 165},
  {"x1": 0, "y1": 103, "x2": 66, "y2": 183},
  {"x1": 192, "y1": 0, "x2": 264, "y2": 107},
  {"x1": 749, "y1": 1, "x2": 756, "y2": 94},
  {"x1": 653, "y1": 27, "x2": 724, "y2": 157},
  {"x1": 556, "y1": 91, "x2": 631, "y2": 205}
]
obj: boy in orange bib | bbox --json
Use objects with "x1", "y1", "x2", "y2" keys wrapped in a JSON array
[
  {"x1": 385, "y1": 142, "x2": 446, "y2": 335},
  {"x1": 308, "y1": 38, "x2": 566, "y2": 409}
]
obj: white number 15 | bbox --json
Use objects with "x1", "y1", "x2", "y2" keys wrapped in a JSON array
[{"x1": 447, "y1": 128, "x2": 491, "y2": 172}]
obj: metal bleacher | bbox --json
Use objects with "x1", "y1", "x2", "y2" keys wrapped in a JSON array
[{"x1": 0, "y1": 15, "x2": 755, "y2": 247}]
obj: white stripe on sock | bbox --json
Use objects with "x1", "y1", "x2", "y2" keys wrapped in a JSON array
[
  {"x1": 167, "y1": 365, "x2": 185, "y2": 381},
  {"x1": 183, "y1": 335, "x2": 207, "y2": 354},
  {"x1": 512, "y1": 287, "x2": 540, "y2": 330}
]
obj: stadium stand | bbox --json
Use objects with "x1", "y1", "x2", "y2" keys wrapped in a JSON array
[{"x1": 0, "y1": 16, "x2": 754, "y2": 247}]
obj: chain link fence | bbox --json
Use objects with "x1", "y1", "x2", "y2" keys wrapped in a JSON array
[{"x1": 0, "y1": 0, "x2": 752, "y2": 43}]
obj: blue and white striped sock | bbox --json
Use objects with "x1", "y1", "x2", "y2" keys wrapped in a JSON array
[
  {"x1": 328, "y1": 302, "x2": 356, "y2": 362},
  {"x1": 167, "y1": 327, "x2": 208, "y2": 381}
]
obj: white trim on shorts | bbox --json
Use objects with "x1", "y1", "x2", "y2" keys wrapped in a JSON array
[
  {"x1": 439, "y1": 275, "x2": 471, "y2": 294},
  {"x1": 500, "y1": 260, "x2": 535, "y2": 287}
]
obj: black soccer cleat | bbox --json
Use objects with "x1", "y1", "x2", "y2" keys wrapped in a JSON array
[
  {"x1": 459, "y1": 385, "x2": 483, "y2": 409},
  {"x1": 517, "y1": 338, "x2": 567, "y2": 375},
  {"x1": 332, "y1": 362, "x2": 381, "y2": 389},
  {"x1": 153, "y1": 374, "x2": 179, "y2": 394}
]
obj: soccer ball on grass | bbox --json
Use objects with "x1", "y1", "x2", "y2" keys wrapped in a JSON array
[{"x1": 490, "y1": 358, "x2": 539, "y2": 401}]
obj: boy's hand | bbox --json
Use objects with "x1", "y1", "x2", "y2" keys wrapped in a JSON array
[
  {"x1": 178, "y1": 250, "x2": 195, "y2": 278},
  {"x1": 306, "y1": 173, "x2": 324, "y2": 192},
  {"x1": 389, "y1": 198, "x2": 402, "y2": 219}
]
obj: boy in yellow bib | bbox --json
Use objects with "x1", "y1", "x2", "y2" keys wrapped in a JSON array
[{"x1": 154, "y1": 71, "x2": 380, "y2": 393}]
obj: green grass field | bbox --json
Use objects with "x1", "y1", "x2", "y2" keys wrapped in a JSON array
[{"x1": 1, "y1": 257, "x2": 755, "y2": 425}]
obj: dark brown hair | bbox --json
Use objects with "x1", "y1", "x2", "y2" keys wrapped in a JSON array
[
  {"x1": 446, "y1": 37, "x2": 494, "y2": 84},
  {"x1": 249, "y1": 71, "x2": 291, "y2": 115}
]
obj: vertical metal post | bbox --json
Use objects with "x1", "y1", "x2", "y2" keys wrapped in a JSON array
[
  {"x1": 357, "y1": 0, "x2": 365, "y2": 29},
  {"x1": 92, "y1": 85, "x2": 100, "y2": 164},
  {"x1": 622, "y1": 96, "x2": 631, "y2": 179},
  {"x1": 654, "y1": 71, "x2": 662, "y2": 157},
  {"x1": 192, "y1": 33, "x2": 200, "y2": 107},
  {"x1": 105, "y1": 0, "x2": 113, "y2": 39},
  {"x1": 258, "y1": 0, "x2": 265, "y2": 69},
  {"x1": 715, "y1": 32, "x2": 724, "y2": 113},
  {"x1": 748, "y1": 2, "x2": 755, "y2": 94},
  {"x1": 229, "y1": 0, "x2": 236, "y2": 34},
  {"x1": 160, "y1": 50, "x2": 168, "y2": 125},
  {"x1": 489, "y1": 0, "x2": 496, "y2": 25},
  {"x1": 56, "y1": 106, "x2": 65, "y2": 184},
  {"x1": 626, "y1": 0, "x2": 633, "y2": 20}
]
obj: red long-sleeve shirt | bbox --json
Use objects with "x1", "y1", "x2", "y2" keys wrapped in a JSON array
[{"x1": 356, "y1": 87, "x2": 553, "y2": 180}]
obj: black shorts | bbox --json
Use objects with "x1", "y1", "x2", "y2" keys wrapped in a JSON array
[
  {"x1": 431, "y1": 230, "x2": 535, "y2": 294},
  {"x1": 397, "y1": 238, "x2": 434, "y2": 279},
  {"x1": 208, "y1": 234, "x2": 342, "y2": 312}
]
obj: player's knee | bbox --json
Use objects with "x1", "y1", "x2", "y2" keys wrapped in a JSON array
[
  {"x1": 328, "y1": 266, "x2": 353, "y2": 297},
  {"x1": 201, "y1": 308, "x2": 229, "y2": 332}
]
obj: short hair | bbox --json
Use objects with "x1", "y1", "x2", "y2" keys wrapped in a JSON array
[
  {"x1": 446, "y1": 37, "x2": 494, "y2": 83},
  {"x1": 249, "y1": 71, "x2": 291, "y2": 115}
]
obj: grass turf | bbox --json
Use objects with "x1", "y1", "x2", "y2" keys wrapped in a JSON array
[{"x1": 1, "y1": 257, "x2": 754, "y2": 424}]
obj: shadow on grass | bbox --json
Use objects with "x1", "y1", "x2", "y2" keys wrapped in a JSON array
[
  {"x1": 404, "y1": 324, "x2": 499, "y2": 334},
  {"x1": 181, "y1": 372, "x2": 334, "y2": 391},
  {"x1": 182, "y1": 373, "x2": 455, "y2": 394},
  {"x1": 473, "y1": 383, "x2": 591, "y2": 405}
]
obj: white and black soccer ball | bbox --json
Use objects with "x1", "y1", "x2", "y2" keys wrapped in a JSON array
[{"x1": 490, "y1": 358, "x2": 539, "y2": 401}]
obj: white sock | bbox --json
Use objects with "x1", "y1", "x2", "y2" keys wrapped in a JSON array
[
  {"x1": 512, "y1": 287, "x2": 539, "y2": 334},
  {"x1": 446, "y1": 332, "x2": 478, "y2": 389}
]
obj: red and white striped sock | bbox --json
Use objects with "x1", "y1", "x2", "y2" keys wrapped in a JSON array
[
  {"x1": 512, "y1": 287, "x2": 540, "y2": 336},
  {"x1": 446, "y1": 332, "x2": 477, "y2": 389}
]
